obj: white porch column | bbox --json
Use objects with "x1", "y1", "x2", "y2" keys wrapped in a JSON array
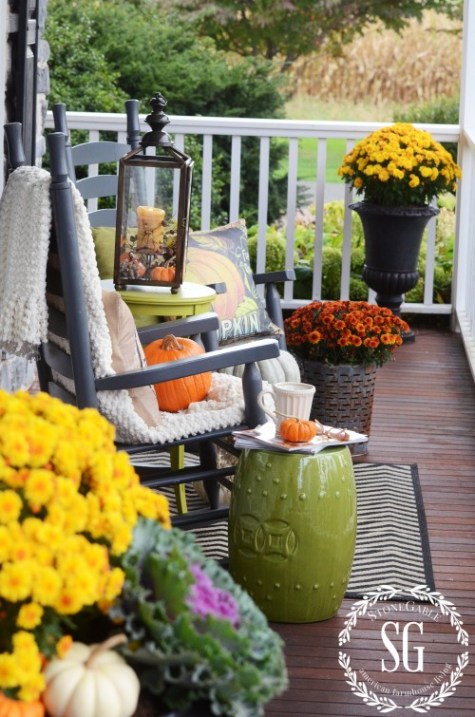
[{"x1": 453, "y1": 0, "x2": 475, "y2": 379}]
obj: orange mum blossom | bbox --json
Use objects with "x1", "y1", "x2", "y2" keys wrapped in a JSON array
[
  {"x1": 284, "y1": 300, "x2": 408, "y2": 367},
  {"x1": 0, "y1": 390, "x2": 170, "y2": 705}
]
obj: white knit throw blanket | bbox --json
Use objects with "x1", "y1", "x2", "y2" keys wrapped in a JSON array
[{"x1": 0, "y1": 166, "x2": 246, "y2": 444}]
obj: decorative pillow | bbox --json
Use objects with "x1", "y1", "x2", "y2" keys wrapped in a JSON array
[
  {"x1": 92, "y1": 227, "x2": 116, "y2": 279},
  {"x1": 102, "y1": 290, "x2": 160, "y2": 427},
  {"x1": 185, "y1": 220, "x2": 280, "y2": 344}
]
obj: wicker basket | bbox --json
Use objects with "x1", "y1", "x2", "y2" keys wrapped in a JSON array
[{"x1": 299, "y1": 360, "x2": 377, "y2": 437}]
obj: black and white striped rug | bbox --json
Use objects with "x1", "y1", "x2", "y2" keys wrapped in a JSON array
[{"x1": 133, "y1": 455, "x2": 434, "y2": 598}]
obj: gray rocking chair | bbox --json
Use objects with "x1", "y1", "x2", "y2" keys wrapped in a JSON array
[{"x1": 3, "y1": 125, "x2": 280, "y2": 529}]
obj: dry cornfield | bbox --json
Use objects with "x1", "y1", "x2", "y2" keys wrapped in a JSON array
[{"x1": 292, "y1": 11, "x2": 462, "y2": 105}]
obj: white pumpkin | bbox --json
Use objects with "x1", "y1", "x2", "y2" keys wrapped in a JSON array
[
  {"x1": 220, "y1": 349, "x2": 301, "y2": 384},
  {"x1": 43, "y1": 635, "x2": 140, "y2": 717}
]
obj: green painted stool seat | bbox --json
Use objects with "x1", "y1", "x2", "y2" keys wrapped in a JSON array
[{"x1": 228, "y1": 446, "x2": 356, "y2": 622}]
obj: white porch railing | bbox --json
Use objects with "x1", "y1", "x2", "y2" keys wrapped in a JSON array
[{"x1": 45, "y1": 111, "x2": 471, "y2": 337}]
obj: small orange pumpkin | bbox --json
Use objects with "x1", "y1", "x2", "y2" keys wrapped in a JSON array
[
  {"x1": 0, "y1": 692, "x2": 44, "y2": 717},
  {"x1": 150, "y1": 266, "x2": 176, "y2": 282},
  {"x1": 279, "y1": 417, "x2": 317, "y2": 443},
  {"x1": 144, "y1": 334, "x2": 212, "y2": 412}
]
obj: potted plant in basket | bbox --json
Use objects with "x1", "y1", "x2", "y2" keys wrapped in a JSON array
[
  {"x1": 284, "y1": 300, "x2": 408, "y2": 445},
  {"x1": 0, "y1": 390, "x2": 287, "y2": 717},
  {"x1": 337, "y1": 122, "x2": 461, "y2": 336}
]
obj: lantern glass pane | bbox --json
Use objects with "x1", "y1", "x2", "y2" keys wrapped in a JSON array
[{"x1": 117, "y1": 161, "x2": 183, "y2": 284}]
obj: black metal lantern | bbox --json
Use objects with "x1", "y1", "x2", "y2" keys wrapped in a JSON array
[{"x1": 114, "y1": 92, "x2": 193, "y2": 292}]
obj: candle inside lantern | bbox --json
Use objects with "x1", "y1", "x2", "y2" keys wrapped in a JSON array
[{"x1": 136, "y1": 205, "x2": 166, "y2": 251}]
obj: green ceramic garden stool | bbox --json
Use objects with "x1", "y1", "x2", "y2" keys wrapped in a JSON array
[{"x1": 228, "y1": 446, "x2": 356, "y2": 622}]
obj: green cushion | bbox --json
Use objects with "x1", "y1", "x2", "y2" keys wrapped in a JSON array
[{"x1": 92, "y1": 226, "x2": 116, "y2": 279}]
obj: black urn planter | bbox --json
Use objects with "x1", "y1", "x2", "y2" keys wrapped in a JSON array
[{"x1": 350, "y1": 201, "x2": 439, "y2": 340}]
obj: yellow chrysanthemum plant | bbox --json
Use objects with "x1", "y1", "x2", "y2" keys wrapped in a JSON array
[
  {"x1": 0, "y1": 390, "x2": 170, "y2": 703},
  {"x1": 338, "y1": 122, "x2": 461, "y2": 207}
]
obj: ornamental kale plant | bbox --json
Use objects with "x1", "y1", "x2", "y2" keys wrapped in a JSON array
[{"x1": 112, "y1": 519, "x2": 288, "y2": 716}]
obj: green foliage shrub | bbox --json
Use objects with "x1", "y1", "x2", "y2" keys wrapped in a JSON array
[{"x1": 45, "y1": 0, "x2": 289, "y2": 226}]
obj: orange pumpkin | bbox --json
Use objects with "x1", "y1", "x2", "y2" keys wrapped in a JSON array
[
  {"x1": 279, "y1": 417, "x2": 317, "y2": 443},
  {"x1": 144, "y1": 334, "x2": 212, "y2": 412},
  {"x1": 0, "y1": 692, "x2": 44, "y2": 717},
  {"x1": 150, "y1": 266, "x2": 176, "y2": 282}
]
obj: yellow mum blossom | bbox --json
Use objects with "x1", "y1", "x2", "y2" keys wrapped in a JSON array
[
  {"x1": 23, "y1": 419, "x2": 57, "y2": 467},
  {"x1": 102, "y1": 567, "x2": 125, "y2": 602},
  {"x1": 0, "y1": 489, "x2": 23, "y2": 523},
  {"x1": 17, "y1": 602, "x2": 44, "y2": 629},
  {"x1": 52, "y1": 441, "x2": 83, "y2": 483},
  {"x1": 65, "y1": 570, "x2": 97, "y2": 606},
  {"x1": 30, "y1": 565, "x2": 61, "y2": 606},
  {"x1": 54, "y1": 585, "x2": 85, "y2": 615},
  {"x1": 9, "y1": 537, "x2": 34, "y2": 562},
  {"x1": 17, "y1": 673, "x2": 46, "y2": 703},
  {"x1": 111, "y1": 524, "x2": 134, "y2": 556},
  {"x1": 84, "y1": 542, "x2": 109, "y2": 572},
  {"x1": 419, "y1": 165, "x2": 433, "y2": 178},
  {"x1": 60, "y1": 493, "x2": 88, "y2": 534},
  {"x1": 0, "y1": 389, "x2": 171, "y2": 700},
  {"x1": 0, "y1": 458, "x2": 19, "y2": 488},
  {"x1": 24, "y1": 467, "x2": 56, "y2": 509},
  {"x1": 0, "y1": 653, "x2": 19, "y2": 689},
  {"x1": 0, "y1": 419, "x2": 30, "y2": 467},
  {"x1": 0, "y1": 561, "x2": 33, "y2": 601},
  {"x1": 56, "y1": 634, "x2": 73, "y2": 658},
  {"x1": 0, "y1": 525, "x2": 11, "y2": 562},
  {"x1": 338, "y1": 122, "x2": 461, "y2": 206}
]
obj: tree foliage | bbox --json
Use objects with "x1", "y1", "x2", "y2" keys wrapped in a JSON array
[
  {"x1": 44, "y1": 1, "x2": 127, "y2": 111},
  {"x1": 45, "y1": 0, "x2": 289, "y2": 224},
  {"x1": 169, "y1": 0, "x2": 463, "y2": 68}
]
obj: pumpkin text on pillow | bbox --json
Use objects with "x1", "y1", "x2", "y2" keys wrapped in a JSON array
[
  {"x1": 102, "y1": 290, "x2": 160, "y2": 427},
  {"x1": 185, "y1": 220, "x2": 280, "y2": 344}
]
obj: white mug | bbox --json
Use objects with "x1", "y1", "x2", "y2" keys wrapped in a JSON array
[{"x1": 257, "y1": 382, "x2": 316, "y2": 429}]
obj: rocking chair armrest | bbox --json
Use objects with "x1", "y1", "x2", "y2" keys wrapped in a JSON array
[
  {"x1": 137, "y1": 312, "x2": 219, "y2": 344},
  {"x1": 94, "y1": 338, "x2": 280, "y2": 391},
  {"x1": 253, "y1": 269, "x2": 295, "y2": 285}
]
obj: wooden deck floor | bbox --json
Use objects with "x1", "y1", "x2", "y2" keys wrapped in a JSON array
[{"x1": 265, "y1": 323, "x2": 475, "y2": 716}]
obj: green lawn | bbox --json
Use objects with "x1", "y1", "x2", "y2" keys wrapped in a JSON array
[
  {"x1": 297, "y1": 137, "x2": 346, "y2": 183},
  {"x1": 284, "y1": 94, "x2": 395, "y2": 184}
]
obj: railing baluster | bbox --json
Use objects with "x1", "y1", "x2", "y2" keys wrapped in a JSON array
[
  {"x1": 284, "y1": 138, "x2": 299, "y2": 302},
  {"x1": 423, "y1": 210, "x2": 437, "y2": 306},
  {"x1": 229, "y1": 135, "x2": 241, "y2": 223},
  {"x1": 312, "y1": 139, "x2": 327, "y2": 300},
  {"x1": 256, "y1": 136, "x2": 270, "y2": 275},
  {"x1": 201, "y1": 134, "x2": 213, "y2": 231}
]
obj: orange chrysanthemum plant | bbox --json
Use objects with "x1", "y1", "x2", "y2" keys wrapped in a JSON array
[
  {"x1": 337, "y1": 122, "x2": 461, "y2": 207},
  {"x1": 284, "y1": 300, "x2": 409, "y2": 368},
  {"x1": 0, "y1": 390, "x2": 170, "y2": 706}
]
